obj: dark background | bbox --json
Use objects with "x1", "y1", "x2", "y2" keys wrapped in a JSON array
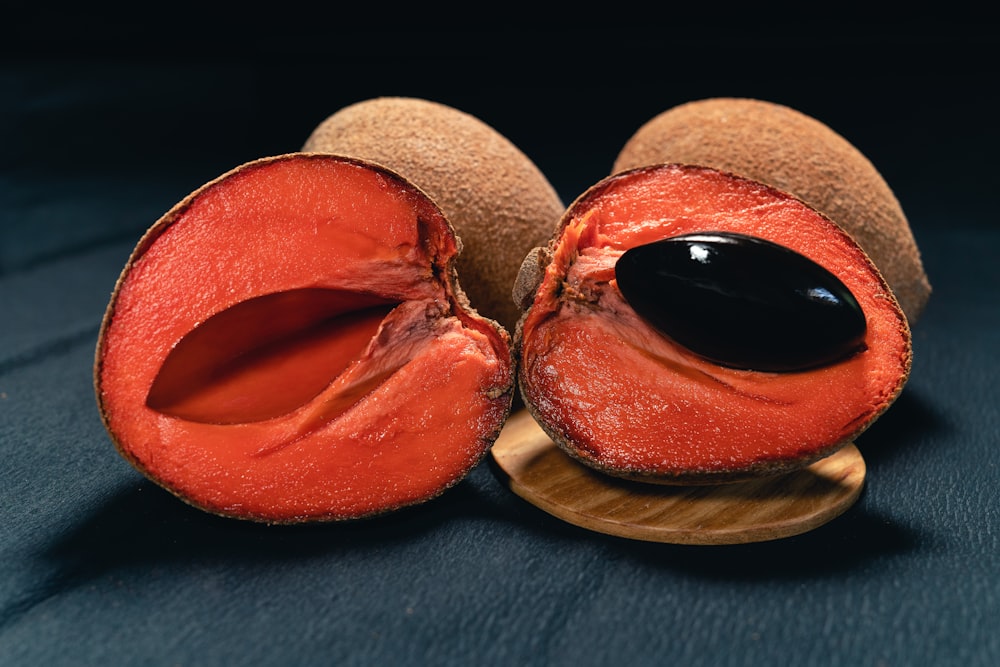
[
  {"x1": 4, "y1": 17, "x2": 997, "y2": 274},
  {"x1": 3, "y1": 12, "x2": 999, "y2": 667}
]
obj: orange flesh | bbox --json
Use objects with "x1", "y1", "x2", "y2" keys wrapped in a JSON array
[
  {"x1": 97, "y1": 156, "x2": 512, "y2": 521},
  {"x1": 519, "y1": 165, "x2": 910, "y2": 479}
]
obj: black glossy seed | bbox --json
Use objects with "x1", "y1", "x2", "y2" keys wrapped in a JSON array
[{"x1": 614, "y1": 232, "x2": 867, "y2": 372}]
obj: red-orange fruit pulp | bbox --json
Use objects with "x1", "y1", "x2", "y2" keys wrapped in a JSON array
[
  {"x1": 516, "y1": 164, "x2": 911, "y2": 483},
  {"x1": 95, "y1": 154, "x2": 513, "y2": 522}
]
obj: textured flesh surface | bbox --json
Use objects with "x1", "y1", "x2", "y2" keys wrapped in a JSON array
[
  {"x1": 518, "y1": 164, "x2": 911, "y2": 481},
  {"x1": 96, "y1": 155, "x2": 512, "y2": 521}
]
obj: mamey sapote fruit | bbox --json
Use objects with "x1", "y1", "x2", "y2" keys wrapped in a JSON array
[
  {"x1": 514, "y1": 163, "x2": 911, "y2": 483},
  {"x1": 612, "y1": 97, "x2": 930, "y2": 323},
  {"x1": 303, "y1": 96, "x2": 565, "y2": 334},
  {"x1": 95, "y1": 153, "x2": 514, "y2": 522}
]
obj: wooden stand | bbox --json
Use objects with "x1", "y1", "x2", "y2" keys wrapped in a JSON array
[{"x1": 490, "y1": 410, "x2": 866, "y2": 545}]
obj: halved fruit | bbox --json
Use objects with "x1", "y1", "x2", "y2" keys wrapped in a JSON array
[
  {"x1": 95, "y1": 153, "x2": 514, "y2": 522},
  {"x1": 515, "y1": 163, "x2": 911, "y2": 483}
]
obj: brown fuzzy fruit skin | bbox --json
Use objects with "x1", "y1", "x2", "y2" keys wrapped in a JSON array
[
  {"x1": 612, "y1": 97, "x2": 931, "y2": 324},
  {"x1": 303, "y1": 97, "x2": 565, "y2": 335}
]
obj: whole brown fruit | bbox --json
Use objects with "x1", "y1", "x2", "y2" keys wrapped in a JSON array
[
  {"x1": 304, "y1": 97, "x2": 565, "y2": 334},
  {"x1": 613, "y1": 97, "x2": 931, "y2": 323}
]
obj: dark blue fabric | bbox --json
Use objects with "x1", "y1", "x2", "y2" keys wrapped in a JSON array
[{"x1": 3, "y1": 22, "x2": 998, "y2": 667}]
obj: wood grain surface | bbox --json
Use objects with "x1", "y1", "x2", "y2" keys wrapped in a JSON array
[{"x1": 490, "y1": 410, "x2": 866, "y2": 545}]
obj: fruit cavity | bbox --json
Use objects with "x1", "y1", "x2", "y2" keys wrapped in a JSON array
[{"x1": 95, "y1": 154, "x2": 514, "y2": 523}]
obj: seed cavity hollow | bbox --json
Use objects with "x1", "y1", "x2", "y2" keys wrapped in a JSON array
[{"x1": 146, "y1": 288, "x2": 398, "y2": 424}]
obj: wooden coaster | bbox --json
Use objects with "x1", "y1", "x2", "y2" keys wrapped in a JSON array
[{"x1": 490, "y1": 410, "x2": 866, "y2": 545}]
